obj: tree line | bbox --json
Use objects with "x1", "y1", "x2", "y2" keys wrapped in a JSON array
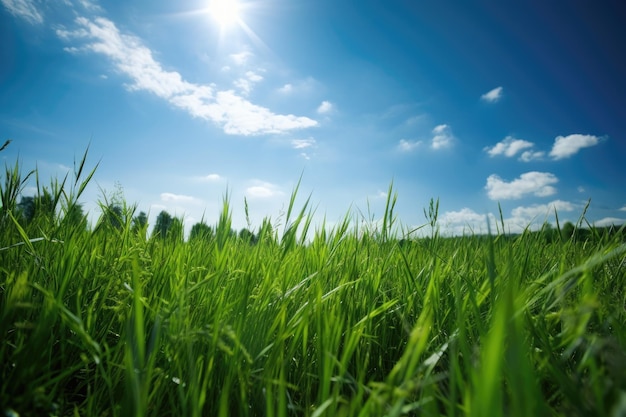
[{"x1": 11, "y1": 193, "x2": 261, "y2": 244}]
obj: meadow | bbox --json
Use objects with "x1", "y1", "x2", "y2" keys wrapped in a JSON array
[{"x1": 1, "y1": 148, "x2": 625, "y2": 416}]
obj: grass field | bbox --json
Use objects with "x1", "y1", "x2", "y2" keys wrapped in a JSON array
[{"x1": 1, "y1": 150, "x2": 625, "y2": 416}]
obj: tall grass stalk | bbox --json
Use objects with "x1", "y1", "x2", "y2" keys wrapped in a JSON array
[{"x1": 1, "y1": 149, "x2": 625, "y2": 416}]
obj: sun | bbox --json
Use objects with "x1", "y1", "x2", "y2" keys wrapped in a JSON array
[{"x1": 208, "y1": 0, "x2": 241, "y2": 27}]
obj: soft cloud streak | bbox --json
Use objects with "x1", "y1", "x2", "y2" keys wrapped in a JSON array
[
  {"x1": 161, "y1": 192, "x2": 198, "y2": 203},
  {"x1": 58, "y1": 17, "x2": 317, "y2": 135},
  {"x1": 1, "y1": 0, "x2": 43, "y2": 24},
  {"x1": 398, "y1": 139, "x2": 422, "y2": 152},
  {"x1": 291, "y1": 138, "x2": 316, "y2": 149}
]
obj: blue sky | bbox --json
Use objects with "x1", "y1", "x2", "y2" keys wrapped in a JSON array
[{"x1": 1, "y1": 0, "x2": 625, "y2": 236}]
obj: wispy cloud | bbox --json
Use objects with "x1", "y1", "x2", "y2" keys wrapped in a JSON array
[
  {"x1": 1, "y1": 0, "x2": 43, "y2": 24},
  {"x1": 76, "y1": 0, "x2": 102, "y2": 12},
  {"x1": 277, "y1": 83, "x2": 293, "y2": 94},
  {"x1": 317, "y1": 100, "x2": 334, "y2": 114},
  {"x1": 519, "y1": 150, "x2": 545, "y2": 162},
  {"x1": 195, "y1": 173, "x2": 223, "y2": 182},
  {"x1": 485, "y1": 171, "x2": 558, "y2": 200},
  {"x1": 233, "y1": 70, "x2": 264, "y2": 95},
  {"x1": 275, "y1": 77, "x2": 320, "y2": 95},
  {"x1": 57, "y1": 17, "x2": 317, "y2": 135},
  {"x1": 485, "y1": 136, "x2": 534, "y2": 158},
  {"x1": 161, "y1": 192, "x2": 199, "y2": 203},
  {"x1": 619, "y1": 205, "x2": 626, "y2": 212},
  {"x1": 291, "y1": 138, "x2": 316, "y2": 149},
  {"x1": 398, "y1": 139, "x2": 422, "y2": 152},
  {"x1": 230, "y1": 51, "x2": 252, "y2": 66},
  {"x1": 431, "y1": 124, "x2": 454, "y2": 150},
  {"x1": 549, "y1": 134, "x2": 601, "y2": 160},
  {"x1": 481, "y1": 86, "x2": 503, "y2": 103}
]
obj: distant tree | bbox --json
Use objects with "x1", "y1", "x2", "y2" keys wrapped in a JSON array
[
  {"x1": 190, "y1": 222, "x2": 213, "y2": 241},
  {"x1": 103, "y1": 204, "x2": 124, "y2": 230},
  {"x1": 17, "y1": 196, "x2": 36, "y2": 224},
  {"x1": 36, "y1": 188, "x2": 56, "y2": 221},
  {"x1": 153, "y1": 210, "x2": 173, "y2": 239},
  {"x1": 16, "y1": 189, "x2": 57, "y2": 228},
  {"x1": 132, "y1": 211, "x2": 148, "y2": 235},
  {"x1": 541, "y1": 222, "x2": 558, "y2": 243},
  {"x1": 238, "y1": 228, "x2": 257, "y2": 244},
  {"x1": 169, "y1": 217, "x2": 184, "y2": 243},
  {"x1": 63, "y1": 203, "x2": 87, "y2": 231},
  {"x1": 561, "y1": 221, "x2": 575, "y2": 240},
  {"x1": 257, "y1": 218, "x2": 275, "y2": 244}
]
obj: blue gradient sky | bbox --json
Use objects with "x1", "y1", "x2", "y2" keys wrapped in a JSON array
[{"x1": 1, "y1": 0, "x2": 625, "y2": 236}]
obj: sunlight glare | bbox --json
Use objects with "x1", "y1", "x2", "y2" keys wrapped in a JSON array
[{"x1": 209, "y1": 0, "x2": 241, "y2": 27}]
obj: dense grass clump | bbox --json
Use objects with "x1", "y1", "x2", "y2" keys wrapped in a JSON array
[{"x1": 1, "y1": 148, "x2": 625, "y2": 416}]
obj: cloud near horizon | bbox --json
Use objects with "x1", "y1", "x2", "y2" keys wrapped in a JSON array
[
  {"x1": 55, "y1": 16, "x2": 317, "y2": 136},
  {"x1": 485, "y1": 171, "x2": 558, "y2": 200}
]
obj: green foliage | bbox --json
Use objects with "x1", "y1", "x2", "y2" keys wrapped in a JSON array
[{"x1": 1, "y1": 152, "x2": 625, "y2": 417}]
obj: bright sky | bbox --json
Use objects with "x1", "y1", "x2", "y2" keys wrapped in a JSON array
[{"x1": 1, "y1": 0, "x2": 625, "y2": 236}]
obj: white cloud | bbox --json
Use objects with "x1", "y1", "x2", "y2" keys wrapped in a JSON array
[
  {"x1": 619, "y1": 205, "x2": 626, "y2": 212},
  {"x1": 161, "y1": 192, "x2": 198, "y2": 203},
  {"x1": 245, "y1": 181, "x2": 284, "y2": 199},
  {"x1": 485, "y1": 136, "x2": 534, "y2": 158},
  {"x1": 549, "y1": 134, "x2": 600, "y2": 160},
  {"x1": 76, "y1": 0, "x2": 102, "y2": 12},
  {"x1": 317, "y1": 100, "x2": 333, "y2": 114},
  {"x1": 291, "y1": 138, "x2": 316, "y2": 149},
  {"x1": 440, "y1": 208, "x2": 496, "y2": 235},
  {"x1": 196, "y1": 173, "x2": 223, "y2": 182},
  {"x1": 442, "y1": 208, "x2": 488, "y2": 225},
  {"x1": 398, "y1": 139, "x2": 422, "y2": 152},
  {"x1": 277, "y1": 83, "x2": 293, "y2": 94},
  {"x1": 577, "y1": 186, "x2": 586, "y2": 193},
  {"x1": 481, "y1": 86, "x2": 503, "y2": 103},
  {"x1": 519, "y1": 150, "x2": 545, "y2": 162},
  {"x1": 431, "y1": 124, "x2": 454, "y2": 149},
  {"x1": 230, "y1": 51, "x2": 252, "y2": 65},
  {"x1": 1, "y1": 0, "x2": 43, "y2": 24},
  {"x1": 510, "y1": 200, "x2": 575, "y2": 220},
  {"x1": 233, "y1": 71, "x2": 264, "y2": 95},
  {"x1": 58, "y1": 17, "x2": 317, "y2": 135},
  {"x1": 594, "y1": 217, "x2": 626, "y2": 227},
  {"x1": 485, "y1": 171, "x2": 558, "y2": 200},
  {"x1": 276, "y1": 77, "x2": 320, "y2": 95}
]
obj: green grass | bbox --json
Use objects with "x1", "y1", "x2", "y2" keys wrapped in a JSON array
[{"x1": 1, "y1": 148, "x2": 625, "y2": 416}]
